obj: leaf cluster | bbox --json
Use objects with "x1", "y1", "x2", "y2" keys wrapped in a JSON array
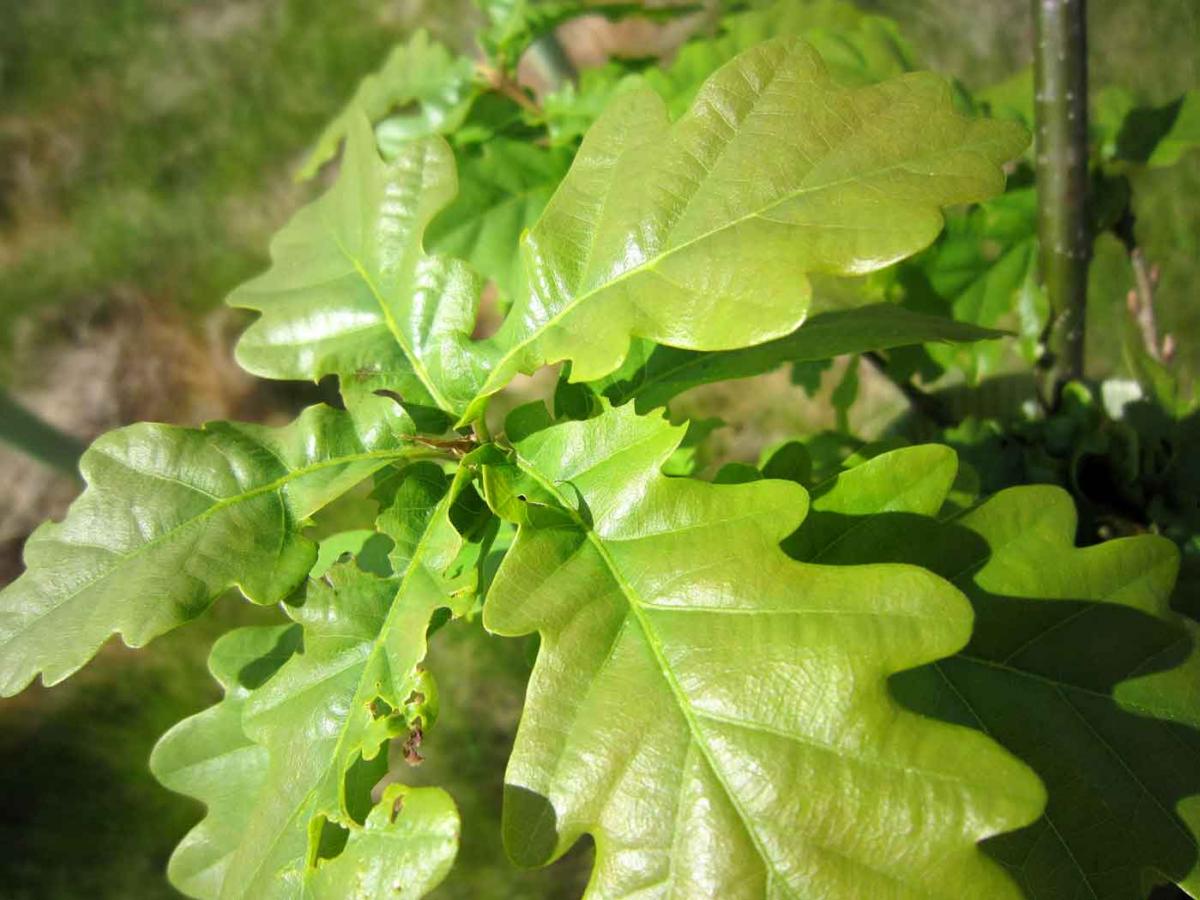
[{"x1": 1, "y1": 2, "x2": 1197, "y2": 899}]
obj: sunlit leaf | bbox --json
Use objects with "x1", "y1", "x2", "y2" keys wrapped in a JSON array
[
  {"x1": 481, "y1": 403, "x2": 1043, "y2": 896},
  {"x1": 298, "y1": 30, "x2": 477, "y2": 181},
  {"x1": 470, "y1": 37, "x2": 1027, "y2": 420},
  {"x1": 153, "y1": 463, "x2": 481, "y2": 898},
  {"x1": 232, "y1": 115, "x2": 488, "y2": 422},
  {"x1": 0, "y1": 404, "x2": 423, "y2": 697},
  {"x1": 151, "y1": 616, "x2": 461, "y2": 900}
]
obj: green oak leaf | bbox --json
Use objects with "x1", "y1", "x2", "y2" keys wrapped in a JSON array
[
  {"x1": 480, "y1": 403, "x2": 1043, "y2": 896},
  {"x1": 297, "y1": 30, "x2": 477, "y2": 181},
  {"x1": 231, "y1": 114, "x2": 489, "y2": 421},
  {"x1": 470, "y1": 37, "x2": 1027, "y2": 420},
  {"x1": 425, "y1": 139, "x2": 573, "y2": 306},
  {"x1": 233, "y1": 38, "x2": 1023, "y2": 426},
  {"x1": 592, "y1": 303, "x2": 1005, "y2": 412},
  {"x1": 0, "y1": 404, "x2": 425, "y2": 697},
  {"x1": 209, "y1": 464, "x2": 479, "y2": 898},
  {"x1": 151, "y1": 620, "x2": 460, "y2": 900},
  {"x1": 150, "y1": 625, "x2": 300, "y2": 898},
  {"x1": 1108, "y1": 89, "x2": 1200, "y2": 169},
  {"x1": 780, "y1": 443, "x2": 1200, "y2": 898}
]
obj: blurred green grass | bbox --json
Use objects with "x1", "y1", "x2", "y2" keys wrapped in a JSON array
[
  {"x1": 0, "y1": 0, "x2": 478, "y2": 367},
  {"x1": 0, "y1": 1, "x2": 1195, "y2": 897}
]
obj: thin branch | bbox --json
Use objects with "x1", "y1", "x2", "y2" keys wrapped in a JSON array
[
  {"x1": 1032, "y1": 0, "x2": 1091, "y2": 409},
  {"x1": 477, "y1": 63, "x2": 543, "y2": 116},
  {"x1": 1113, "y1": 207, "x2": 1174, "y2": 363}
]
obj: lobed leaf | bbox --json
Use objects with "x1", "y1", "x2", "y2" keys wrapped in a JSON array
[
  {"x1": 544, "y1": 0, "x2": 921, "y2": 145},
  {"x1": 0, "y1": 404, "x2": 422, "y2": 697},
  {"x1": 235, "y1": 38, "x2": 1024, "y2": 425},
  {"x1": 425, "y1": 139, "x2": 573, "y2": 306},
  {"x1": 471, "y1": 37, "x2": 1027, "y2": 419},
  {"x1": 152, "y1": 463, "x2": 482, "y2": 898},
  {"x1": 231, "y1": 115, "x2": 489, "y2": 422},
  {"x1": 480, "y1": 402, "x2": 1043, "y2": 897},
  {"x1": 297, "y1": 30, "x2": 477, "y2": 181},
  {"x1": 151, "y1": 616, "x2": 460, "y2": 900},
  {"x1": 780, "y1": 443, "x2": 1200, "y2": 898}
]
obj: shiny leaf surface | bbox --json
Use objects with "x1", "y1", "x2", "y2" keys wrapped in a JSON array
[
  {"x1": 471, "y1": 37, "x2": 1026, "y2": 418},
  {"x1": 0, "y1": 404, "x2": 421, "y2": 697},
  {"x1": 298, "y1": 30, "x2": 477, "y2": 181},
  {"x1": 482, "y1": 403, "x2": 1043, "y2": 897},
  {"x1": 151, "y1": 616, "x2": 460, "y2": 900},
  {"x1": 232, "y1": 115, "x2": 488, "y2": 420}
]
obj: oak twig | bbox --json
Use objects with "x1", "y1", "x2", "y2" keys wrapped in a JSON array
[{"x1": 1033, "y1": 0, "x2": 1091, "y2": 409}]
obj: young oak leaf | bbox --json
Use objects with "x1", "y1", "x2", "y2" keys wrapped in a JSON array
[
  {"x1": 425, "y1": 139, "x2": 573, "y2": 309},
  {"x1": 480, "y1": 403, "x2": 1043, "y2": 897},
  {"x1": 0, "y1": 404, "x2": 426, "y2": 697},
  {"x1": 231, "y1": 113, "x2": 489, "y2": 421},
  {"x1": 592, "y1": 304, "x2": 1006, "y2": 413},
  {"x1": 542, "y1": 0, "x2": 921, "y2": 145},
  {"x1": 151, "y1": 622, "x2": 460, "y2": 900},
  {"x1": 297, "y1": 30, "x2": 478, "y2": 181},
  {"x1": 207, "y1": 464, "x2": 479, "y2": 898},
  {"x1": 233, "y1": 38, "x2": 1023, "y2": 425},
  {"x1": 779, "y1": 443, "x2": 1200, "y2": 898},
  {"x1": 469, "y1": 37, "x2": 1027, "y2": 421}
]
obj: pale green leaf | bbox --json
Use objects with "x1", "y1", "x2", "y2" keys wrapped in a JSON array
[
  {"x1": 593, "y1": 304, "x2": 1005, "y2": 412},
  {"x1": 481, "y1": 403, "x2": 1043, "y2": 896},
  {"x1": 212, "y1": 464, "x2": 477, "y2": 898},
  {"x1": 234, "y1": 39, "x2": 1023, "y2": 426},
  {"x1": 544, "y1": 0, "x2": 921, "y2": 145},
  {"x1": 232, "y1": 115, "x2": 488, "y2": 421},
  {"x1": 298, "y1": 30, "x2": 477, "y2": 181},
  {"x1": 0, "y1": 404, "x2": 422, "y2": 697},
  {"x1": 151, "y1": 615, "x2": 460, "y2": 900},
  {"x1": 150, "y1": 625, "x2": 300, "y2": 898},
  {"x1": 471, "y1": 37, "x2": 1027, "y2": 419},
  {"x1": 304, "y1": 783, "x2": 460, "y2": 900},
  {"x1": 782, "y1": 444, "x2": 1200, "y2": 898}
]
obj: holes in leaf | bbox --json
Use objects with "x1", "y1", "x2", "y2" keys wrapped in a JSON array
[{"x1": 309, "y1": 815, "x2": 349, "y2": 866}]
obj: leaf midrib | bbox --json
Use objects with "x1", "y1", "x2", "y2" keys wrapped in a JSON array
[
  {"x1": 235, "y1": 491, "x2": 451, "y2": 897},
  {"x1": 1, "y1": 446, "x2": 422, "y2": 658},
  {"x1": 481, "y1": 128, "x2": 1005, "y2": 400},
  {"x1": 514, "y1": 453, "x2": 800, "y2": 897}
]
